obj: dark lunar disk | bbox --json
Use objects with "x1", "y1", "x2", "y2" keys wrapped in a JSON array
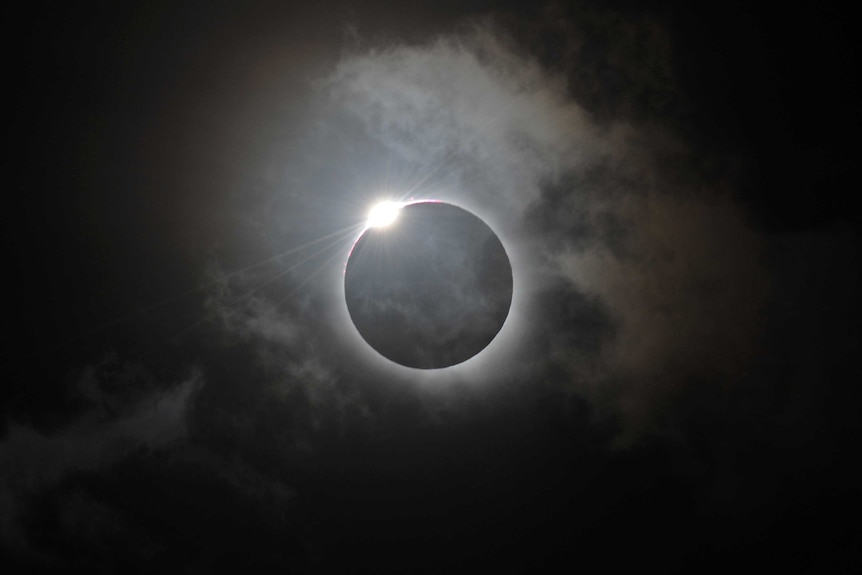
[{"x1": 344, "y1": 201, "x2": 513, "y2": 369}]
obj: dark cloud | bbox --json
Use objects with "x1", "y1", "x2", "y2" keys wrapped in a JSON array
[{"x1": 0, "y1": 362, "x2": 201, "y2": 558}]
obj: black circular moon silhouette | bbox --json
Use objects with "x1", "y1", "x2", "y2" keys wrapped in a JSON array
[{"x1": 344, "y1": 201, "x2": 513, "y2": 369}]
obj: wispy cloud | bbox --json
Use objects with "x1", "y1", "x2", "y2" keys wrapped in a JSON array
[
  {"x1": 0, "y1": 363, "x2": 202, "y2": 554},
  {"x1": 322, "y1": 21, "x2": 768, "y2": 437}
]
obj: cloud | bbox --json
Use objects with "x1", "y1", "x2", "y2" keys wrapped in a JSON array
[
  {"x1": 327, "y1": 24, "x2": 609, "y2": 217},
  {"x1": 320, "y1": 21, "x2": 769, "y2": 437},
  {"x1": 203, "y1": 272, "x2": 371, "y2": 435},
  {"x1": 555, "y1": 190, "x2": 768, "y2": 436},
  {"x1": 0, "y1": 362, "x2": 202, "y2": 555}
]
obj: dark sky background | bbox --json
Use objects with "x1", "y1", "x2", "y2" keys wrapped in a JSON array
[{"x1": 3, "y1": 1, "x2": 860, "y2": 572}]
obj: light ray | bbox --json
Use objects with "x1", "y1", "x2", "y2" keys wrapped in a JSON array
[{"x1": 10, "y1": 222, "x2": 364, "y2": 364}]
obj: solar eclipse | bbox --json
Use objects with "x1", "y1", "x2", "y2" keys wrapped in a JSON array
[{"x1": 344, "y1": 201, "x2": 513, "y2": 369}]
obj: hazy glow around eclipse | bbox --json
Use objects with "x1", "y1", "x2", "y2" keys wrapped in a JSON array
[{"x1": 366, "y1": 201, "x2": 402, "y2": 228}]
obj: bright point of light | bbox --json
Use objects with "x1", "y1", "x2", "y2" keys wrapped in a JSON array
[{"x1": 366, "y1": 201, "x2": 401, "y2": 228}]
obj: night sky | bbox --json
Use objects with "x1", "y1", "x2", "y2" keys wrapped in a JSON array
[{"x1": 3, "y1": 1, "x2": 860, "y2": 572}]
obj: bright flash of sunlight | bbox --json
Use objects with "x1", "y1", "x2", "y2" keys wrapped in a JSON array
[{"x1": 366, "y1": 201, "x2": 402, "y2": 228}]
